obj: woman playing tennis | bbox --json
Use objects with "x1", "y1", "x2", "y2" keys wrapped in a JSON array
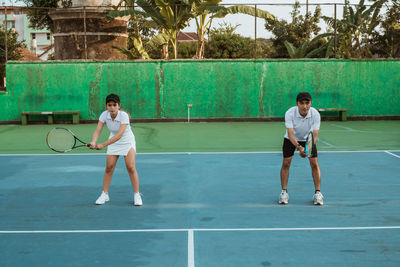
[{"x1": 90, "y1": 94, "x2": 142, "y2": 206}]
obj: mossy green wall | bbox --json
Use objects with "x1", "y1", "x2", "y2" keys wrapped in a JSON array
[{"x1": 2, "y1": 59, "x2": 399, "y2": 121}]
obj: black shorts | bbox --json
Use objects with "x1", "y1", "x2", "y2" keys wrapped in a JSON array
[{"x1": 282, "y1": 138, "x2": 318, "y2": 158}]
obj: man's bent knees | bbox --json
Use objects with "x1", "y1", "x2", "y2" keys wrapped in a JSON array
[
  {"x1": 309, "y1": 158, "x2": 319, "y2": 169},
  {"x1": 281, "y1": 157, "x2": 292, "y2": 169}
]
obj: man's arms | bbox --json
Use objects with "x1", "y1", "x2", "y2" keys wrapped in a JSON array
[{"x1": 287, "y1": 128, "x2": 319, "y2": 158}]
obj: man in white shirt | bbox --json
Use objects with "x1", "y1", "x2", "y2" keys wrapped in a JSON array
[{"x1": 279, "y1": 92, "x2": 323, "y2": 205}]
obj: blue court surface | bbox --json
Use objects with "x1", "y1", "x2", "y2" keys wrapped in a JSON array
[{"x1": 1, "y1": 151, "x2": 400, "y2": 266}]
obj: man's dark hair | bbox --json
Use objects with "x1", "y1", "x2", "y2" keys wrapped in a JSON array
[
  {"x1": 296, "y1": 92, "x2": 312, "y2": 102},
  {"x1": 106, "y1": 94, "x2": 120, "y2": 104}
]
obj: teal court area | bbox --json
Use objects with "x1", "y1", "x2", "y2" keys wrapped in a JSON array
[{"x1": 1, "y1": 151, "x2": 400, "y2": 266}]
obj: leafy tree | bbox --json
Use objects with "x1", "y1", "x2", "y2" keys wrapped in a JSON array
[
  {"x1": 265, "y1": 1, "x2": 322, "y2": 58},
  {"x1": 284, "y1": 33, "x2": 334, "y2": 58},
  {"x1": 108, "y1": 0, "x2": 194, "y2": 59},
  {"x1": 204, "y1": 23, "x2": 255, "y2": 59},
  {"x1": 189, "y1": 0, "x2": 220, "y2": 59},
  {"x1": 322, "y1": 0, "x2": 385, "y2": 58},
  {"x1": 21, "y1": 0, "x2": 58, "y2": 31},
  {"x1": 0, "y1": 26, "x2": 24, "y2": 89},
  {"x1": 255, "y1": 38, "x2": 276, "y2": 59},
  {"x1": 109, "y1": 0, "x2": 275, "y2": 59},
  {"x1": 110, "y1": 0, "x2": 156, "y2": 59},
  {"x1": 176, "y1": 42, "x2": 197, "y2": 58},
  {"x1": 192, "y1": 1, "x2": 275, "y2": 59},
  {"x1": 370, "y1": 0, "x2": 400, "y2": 57}
]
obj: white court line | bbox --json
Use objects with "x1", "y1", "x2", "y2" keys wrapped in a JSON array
[
  {"x1": 1, "y1": 150, "x2": 400, "y2": 156},
  {"x1": 385, "y1": 151, "x2": 400, "y2": 159},
  {"x1": 0, "y1": 229, "x2": 187, "y2": 234},
  {"x1": 1, "y1": 226, "x2": 400, "y2": 234},
  {"x1": 329, "y1": 124, "x2": 362, "y2": 132},
  {"x1": 319, "y1": 139, "x2": 334, "y2": 148},
  {"x1": 188, "y1": 230, "x2": 195, "y2": 267}
]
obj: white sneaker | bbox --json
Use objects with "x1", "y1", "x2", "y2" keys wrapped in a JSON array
[
  {"x1": 278, "y1": 190, "x2": 289, "y2": 204},
  {"x1": 134, "y1": 193, "x2": 143, "y2": 206},
  {"x1": 313, "y1": 191, "x2": 324, "y2": 205},
  {"x1": 95, "y1": 191, "x2": 109, "y2": 205}
]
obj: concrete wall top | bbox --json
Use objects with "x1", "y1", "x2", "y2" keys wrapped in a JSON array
[{"x1": 58, "y1": 0, "x2": 119, "y2": 8}]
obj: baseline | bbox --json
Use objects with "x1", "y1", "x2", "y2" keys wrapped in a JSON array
[{"x1": 2, "y1": 226, "x2": 400, "y2": 234}]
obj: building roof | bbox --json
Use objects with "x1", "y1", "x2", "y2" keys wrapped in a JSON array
[
  {"x1": 18, "y1": 46, "x2": 41, "y2": 61},
  {"x1": 38, "y1": 44, "x2": 54, "y2": 59},
  {"x1": 0, "y1": 6, "x2": 28, "y2": 14},
  {"x1": 178, "y1": 32, "x2": 207, "y2": 43},
  {"x1": 40, "y1": 43, "x2": 54, "y2": 51}
]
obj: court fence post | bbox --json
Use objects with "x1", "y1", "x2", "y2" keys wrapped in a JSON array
[
  {"x1": 83, "y1": 6, "x2": 88, "y2": 60},
  {"x1": 334, "y1": 4, "x2": 337, "y2": 58},
  {"x1": 254, "y1": 4, "x2": 257, "y2": 59},
  {"x1": 187, "y1": 104, "x2": 192, "y2": 123},
  {"x1": 4, "y1": 5, "x2": 7, "y2": 62}
]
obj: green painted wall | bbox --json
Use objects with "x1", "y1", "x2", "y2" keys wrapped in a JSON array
[{"x1": 2, "y1": 59, "x2": 400, "y2": 121}]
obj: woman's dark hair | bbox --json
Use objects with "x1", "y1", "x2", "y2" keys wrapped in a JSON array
[{"x1": 106, "y1": 94, "x2": 120, "y2": 104}]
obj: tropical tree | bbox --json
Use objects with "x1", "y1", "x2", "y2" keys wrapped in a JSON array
[
  {"x1": 108, "y1": 0, "x2": 194, "y2": 59},
  {"x1": 22, "y1": 0, "x2": 58, "y2": 31},
  {"x1": 204, "y1": 23, "x2": 254, "y2": 58},
  {"x1": 189, "y1": 0, "x2": 220, "y2": 59},
  {"x1": 370, "y1": 0, "x2": 400, "y2": 57},
  {"x1": 192, "y1": 2, "x2": 275, "y2": 59},
  {"x1": 109, "y1": 0, "x2": 155, "y2": 59},
  {"x1": 109, "y1": 0, "x2": 276, "y2": 59},
  {"x1": 322, "y1": 0, "x2": 385, "y2": 58},
  {"x1": 176, "y1": 41, "x2": 197, "y2": 58},
  {"x1": 265, "y1": 1, "x2": 323, "y2": 58},
  {"x1": 284, "y1": 33, "x2": 334, "y2": 58},
  {"x1": 204, "y1": 23, "x2": 275, "y2": 59},
  {"x1": 0, "y1": 26, "x2": 24, "y2": 89}
]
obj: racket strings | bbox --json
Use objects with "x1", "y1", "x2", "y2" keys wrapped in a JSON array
[{"x1": 47, "y1": 129, "x2": 76, "y2": 152}]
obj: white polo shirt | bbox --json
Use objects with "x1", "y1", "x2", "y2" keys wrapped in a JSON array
[
  {"x1": 284, "y1": 106, "x2": 320, "y2": 141},
  {"x1": 99, "y1": 110, "x2": 135, "y2": 143}
]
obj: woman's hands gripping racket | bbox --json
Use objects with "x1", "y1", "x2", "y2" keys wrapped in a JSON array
[
  {"x1": 304, "y1": 131, "x2": 315, "y2": 158},
  {"x1": 46, "y1": 127, "x2": 91, "y2": 153}
]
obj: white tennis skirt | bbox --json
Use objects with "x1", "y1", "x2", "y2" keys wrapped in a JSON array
[{"x1": 106, "y1": 134, "x2": 136, "y2": 156}]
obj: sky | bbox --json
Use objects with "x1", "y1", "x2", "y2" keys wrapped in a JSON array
[
  {"x1": 5, "y1": 0, "x2": 381, "y2": 38},
  {"x1": 184, "y1": 0, "x2": 380, "y2": 38}
]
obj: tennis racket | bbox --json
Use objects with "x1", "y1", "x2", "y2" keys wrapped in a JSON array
[
  {"x1": 46, "y1": 127, "x2": 90, "y2": 153},
  {"x1": 304, "y1": 131, "x2": 314, "y2": 157}
]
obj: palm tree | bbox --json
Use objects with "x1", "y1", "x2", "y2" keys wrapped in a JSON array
[
  {"x1": 322, "y1": 0, "x2": 385, "y2": 58},
  {"x1": 284, "y1": 33, "x2": 334, "y2": 58},
  {"x1": 109, "y1": 0, "x2": 151, "y2": 59},
  {"x1": 109, "y1": 0, "x2": 193, "y2": 59},
  {"x1": 109, "y1": 0, "x2": 276, "y2": 59},
  {"x1": 191, "y1": 2, "x2": 276, "y2": 59},
  {"x1": 141, "y1": 0, "x2": 193, "y2": 59}
]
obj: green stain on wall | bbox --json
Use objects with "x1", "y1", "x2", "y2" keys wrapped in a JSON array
[
  {"x1": 154, "y1": 62, "x2": 165, "y2": 119},
  {"x1": 88, "y1": 65, "x2": 103, "y2": 119}
]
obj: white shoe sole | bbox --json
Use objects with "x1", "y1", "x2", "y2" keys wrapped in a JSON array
[
  {"x1": 95, "y1": 199, "x2": 109, "y2": 205},
  {"x1": 314, "y1": 201, "x2": 323, "y2": 206},
  {"x1": 279, "y1": 200, "x2": 288, "y2": 205}
]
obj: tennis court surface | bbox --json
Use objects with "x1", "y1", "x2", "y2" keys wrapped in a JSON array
[{"x1": 1, "y1": 121, "x2": 400, "y2": 266}]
